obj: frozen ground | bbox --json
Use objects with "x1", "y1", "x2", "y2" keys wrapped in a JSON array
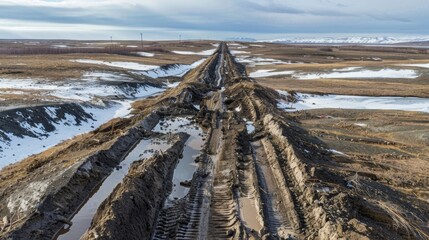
[
  {"x1": 277, "y1": 90, "x2": 429, "y2": 113},
  {"x1": 294, "y1": 68, "x2": 419, "y2": 79}
]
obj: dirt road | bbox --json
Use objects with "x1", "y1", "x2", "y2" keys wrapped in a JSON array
[{"x1": 1, "y1": 43, "x2": 428, "y2": 240}]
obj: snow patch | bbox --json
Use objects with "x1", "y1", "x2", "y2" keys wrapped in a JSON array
[
  {"x1": 172, "y1": 48, "x2": 216, "y2": 56},
  {"x1": 246, "y1": 121, "x2": 255, "y2": 134},
  {"x1": 399, "y1": 63, "x2": 429, "y2": 69},
  {"x1": 260, "y1": 36, "x2": 429, "y2": 45},
  {"x1": 0, "y1": 102, "x2": 138, "y2": 168},
  {"x1": 294, "y1": 68, "x2": 419, "y2": 79},
  {"x1": 230, "y1": 50, "x2": 250, "y2": 55},
  {"x1": 277, "y1": 90, "x2": 429, "y2": 113},
  {"x1": 0, "y1": 78, "x2": 164, "y2": 102},
  {"x1": 137, "y1": 59, "x2": 205, "y2": 78},
  {"x1": 136, "y1": 51, "x2": 155, "y2": 57},
  {"x1": 72, "y1": 59, "x2": 159, "y2": 71},
  {"x1": 236, "y1": 56, "x2": 290, "y2": 67},
  {"x1": 249, "y1": 69, "x2": 295, "y2": 78}
]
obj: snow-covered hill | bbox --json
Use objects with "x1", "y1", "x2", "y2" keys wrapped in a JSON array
[{"x1": 259, "y1": 36, "x2": 429, "y2": 45}]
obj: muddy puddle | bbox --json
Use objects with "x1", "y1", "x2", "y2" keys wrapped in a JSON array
[
  {"x1": 252, "y1": 140, "x2": 294, "y2": 236},
  {"x1": 153, "y1": 117, "x2": 206, "y2": 204},
  {"x1": 55, "y1": 138, "x2": 171, "y2": 240},
  {"x1": 238, "y1": 197, "x2": 263, "y2": 232}
]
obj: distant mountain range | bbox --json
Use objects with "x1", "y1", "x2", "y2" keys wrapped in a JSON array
[{"x1": 227, "y1": 36, "x2": 429, "y2": 45}]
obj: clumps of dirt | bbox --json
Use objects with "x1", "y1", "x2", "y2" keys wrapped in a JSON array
[
  {"x1": 223, "y1": 81, "x2": 282, "y2": 121},
  {"x1": 81, "y1": 133, "x2": 189, "y2": 240}
]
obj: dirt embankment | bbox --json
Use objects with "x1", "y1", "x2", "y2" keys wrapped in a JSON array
[
  {"x1": 0, "y1": 110, "x2": 161, "y2": 239},
  {"x1": 221, "y1": 62, "x2": 421, "y2": 238},
  {"x1": 81, "y1": 133, "x2": 189, "y2": 240}
]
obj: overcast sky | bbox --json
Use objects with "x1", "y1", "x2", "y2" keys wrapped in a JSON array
[{"x1": 0, "y1": 0, "x2": 428, "y2": 40}]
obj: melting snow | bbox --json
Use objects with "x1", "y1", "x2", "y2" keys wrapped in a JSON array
[
  {"x1": 230, "y1": 50, "x2": 250, "y2": 55},
  {"x1": 172, "y1": 48, "x2": 216, "y2": 56},
  {"x1": 277, "y1": 90, "x2": 429, "y2": 113},
  {"x1": 0, "y1": 102, "x2": 134, "y2": 168},
  {"x1": 138, "y1": 59, "x2": 205, "y2": 78},
  {"x1": 236, "y1": 56, "x2": 290, "y2": 66},
  {"x1": 0, "y1": 78, "x2": 164, "y2": 102},
  {"x1": 249, "y1": 69, "x2": 295, "y2": 78},
  {"x1": 72, "y1": 59, "x2": 159, "y2": 71},
  {"x1": 399, "y1": 63, "x2": 429, "y2": 69},
  {"x1": 329, "y1": 149, "x2": 349, "y2": 157},
  {"x1": 136, "y1": 52, "x2": 155, "y2": 57},
  {"x1": 354, "y1": 123, "x2": 368, "y2": 127},
  {"x1": 73, "y1": 58, "x2": 205, "y2": 79},
  {"x1": 246, "y1": 121, "x2": 255, "y2": 134},
  {"x1": 294, "y1": 68, "x2": 419, "y2": 79}
]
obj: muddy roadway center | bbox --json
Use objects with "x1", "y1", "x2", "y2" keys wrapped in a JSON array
[{"x1": 0, "y1": 42, "x2": 428, "y2": 240}]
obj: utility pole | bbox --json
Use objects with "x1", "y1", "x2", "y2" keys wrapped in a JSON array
[
  {"x1": 110, "y1": 36, "x2": 113, "y2": 52},
  {"x1": 140, "y1": 33, "x2": 143, "y2": 49},
  {"x1": 179, "y1": 34, "x2": 181, "y2": 43}
]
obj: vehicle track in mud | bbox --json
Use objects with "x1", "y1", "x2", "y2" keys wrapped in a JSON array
[
  {"x1": 2, "y1": 42, "x2": 417, "y2": 240},
  {"x1": 149, "y1": 43, "x2": 300, "y2": 239}
]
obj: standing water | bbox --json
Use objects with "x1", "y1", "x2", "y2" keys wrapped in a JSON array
[
  {"x1": 153, "y1": 117, "x2": 206, "y2": 204},
  {"x1": 56, "y1": 138, "x2": 171, "y2": 240}
]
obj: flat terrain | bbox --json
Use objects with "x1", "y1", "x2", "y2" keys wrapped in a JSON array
[{"x1": 0, "y1": 40, "x2": 428, "y2": 239}]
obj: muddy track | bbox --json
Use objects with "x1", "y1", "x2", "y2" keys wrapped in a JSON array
[
  {"x1": 1, "y1": 42, "x2": 418, "y2": 239},
  {"x1": 81, "y1": 133, "x2": 189, "y2": 240}
]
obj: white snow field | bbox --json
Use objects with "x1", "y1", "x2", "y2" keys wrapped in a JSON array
[
  {"x1": 0, "y1": 102, "x2": 132, "y2": 168},
  {"x1": 0, "y1": 79, "x2": 166, "y2": 168},
  {"x1": 72, "y1": 58, "x2": 205, "y2": 78},
  {"x1": 260, "y1": 36, "x2": 429, "y2": 45},
  {"x1": 0, "y1": 78, "x2": 164, "y2": 102},
  {"x1": 399, "y1": 63, "x2": 429, "y2": 69},
  {"x1": 230, "y1": 50, "x2": 250, "y2": 55},
  {"x1": 249, "y1": 69, "x2": 295, "y2": 78},
  {"x1": 236, "y1": 56, "x2": 291, "y2": 66},
  {"x1": 294, "y1": 68, "x2": 419, "y2": 80},
  {"x1": 277, "y1": 90, "x2": 429, "y2": 113},
  {"x1": 172, "y1": 48, "x2": 217, "y2": 56},
  {"x1": 139, "y1": 59, "x2": 205, "y2": 78},
  {"x1": 72, "y1": 59, "x2": 159, "y2": 71}
]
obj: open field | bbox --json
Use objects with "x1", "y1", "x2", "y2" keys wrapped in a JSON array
[{"x1": 0, "y1": 40, "x2": 428, "y2": 239}]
